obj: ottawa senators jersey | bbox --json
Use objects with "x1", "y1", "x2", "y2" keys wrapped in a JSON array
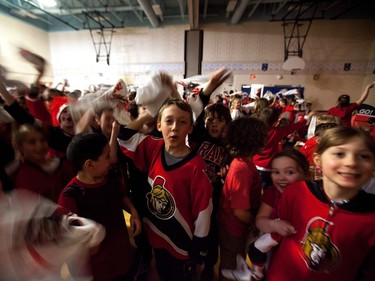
[
  {"x1": 267, "y1": 181, "x2": 375, "y2": 281},
  {"x1": 118, "y1": 129, "x2": 213, "y2": 260}
]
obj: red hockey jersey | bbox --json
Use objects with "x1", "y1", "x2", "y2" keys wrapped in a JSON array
[
  {"x1": 267, "y1": 181, "x2": 375, "y2": 281},
  {"x1": 118, "y1": 132, "x2": 213, "y2": 260}
]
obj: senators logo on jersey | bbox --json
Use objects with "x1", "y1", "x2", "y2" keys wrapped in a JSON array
[
  {"x1": 146, "y1": 176, "x2": 175, "y2": 220},
  {"x1": 300, "y1": 217, "x2": 341, "y2": 272}
]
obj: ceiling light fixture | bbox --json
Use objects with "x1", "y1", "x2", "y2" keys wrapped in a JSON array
[
  {"x1": 226, "y1": 0, "x2": 238, "y2": 12},
  {"x1": 37, "y1": 0, "x2": 57, "y2": 8},
  {"x1": 152, "y1": 4, "x2": 163, "y2": 16}
]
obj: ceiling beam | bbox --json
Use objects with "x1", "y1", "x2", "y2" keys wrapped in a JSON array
[
  {"x1": 203, "y1": 0, "x2": 208, "y2": 19},
  {"x1": 177, "y1": 0, "x2": 185, "y2": 19},
  {"x1": 55, "y1": 0, "x2": 85, "y2": 23},
  {"x1": 248, "y1": 0, "x2": 262, "y2": 18},
  {"x1": 187, "y1": 0, "x2": 199, "y2": 30},
  {"x1": 26, "y1": 5, "x2": 141, "y2": 15},
  {"x1": 97, "y1": 0, "x2": 122, "y2": 23},
  {"x1": 231, "y1": 0, "x2": 250, "y2": 24},
  {"x1": 21, "y1": 0, "x2": 79, "y2": 30},
  {"x1": 271, "y1": 0, "x2": 288, "y2": 17},
  {"x1": 121, "y1": 0, "x2": 143, "y2": 22},
  {"x1": 137, "y1": 0, "x2": 159, "y2": 27}
]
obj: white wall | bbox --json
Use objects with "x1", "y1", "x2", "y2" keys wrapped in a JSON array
[
  {"x1": 0, "y1": 13, "x2": 53, "y2": 84},
  {"x1": 48, "y1": 25, "x2": 188, "y2": 90},
  {"x1": 1, "y1": 12, "x2": 374, "y2": 110},
  {"x1": 202, "y1": 20, "x2": 375, "y2": 110}
]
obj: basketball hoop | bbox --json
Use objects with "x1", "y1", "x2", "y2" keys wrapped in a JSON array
[
  {"x1": 84, "y1": 11, "x2": 116, "y2": 65},
  {"x1": 291, "y1": 68, "x2": 301, "y2": 75},
  {"x1": 283, "y1": 56, "x2": 305, "y2": 71}
]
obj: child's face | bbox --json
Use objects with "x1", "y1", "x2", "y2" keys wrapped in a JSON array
[
  {"x1": 205, "y1": 112, "x2": 227, "y2": 139},
  {"x1": 59, "y1": 107, "x2": 74, "y2": 131},
  {"x1": 96, "y1": 109, "x2": 115, "y2": 139},
  {"x1": 315, "y1": 137, "x2": 375, "y2": 191},
  {"x1": 232, "y1": 98, "x2": 242, "y2": 109},
  {"x1": 157, "y1": 105, "x2": 193, "y2": 151},
  {"x1": 271, "y1": 156, "x2": 305, "y2": 191},
  {"x1": 19, "y1": 130, "x2": 48, "y2": 164},
  {"x1": 91, "y1": 144, "x2": 111, "y2": 178}
]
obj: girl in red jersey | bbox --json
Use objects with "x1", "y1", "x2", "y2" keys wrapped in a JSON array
[
  {"x1": 249, "y1": 126, "x2": 375, "y2": 281},
  {"x1": 222, "y1": 149, "x2": 310, "y2": 280},
  {"x1": 9, "y1": 122, "x2": 74, "y2": 203},
  {"x1": 254, "y1": 107, "x2": 315, "y2": 189},
  {"x1": 248, "y1": 149, "x2": 309, "y2": 280}
]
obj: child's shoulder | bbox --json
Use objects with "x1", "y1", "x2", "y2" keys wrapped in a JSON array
[
  {"x1": 344, "y1": 191, "x2": 375, "y2": 213},
  {"x1": 62, "y1": 179, "x2": 82, "y2": 198},
  {"x1": 304, "y1": 180, "x2": 375, "y2": 213}
]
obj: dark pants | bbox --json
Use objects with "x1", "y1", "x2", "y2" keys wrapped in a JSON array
[
  {"x1": 203, "y1": 216, "x2": 219, "y2": 269},
  {"x1": 154, "y1": 248, "x2": 198, "y2": 281}
]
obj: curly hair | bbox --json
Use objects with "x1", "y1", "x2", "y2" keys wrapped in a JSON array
[{"x1": 225, "y1": 116, "x2": 268, "y2": 158}]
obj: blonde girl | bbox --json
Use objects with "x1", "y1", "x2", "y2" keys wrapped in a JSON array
[{"x1": 10, "y1": 122, "x2": 73, "y2": 202}]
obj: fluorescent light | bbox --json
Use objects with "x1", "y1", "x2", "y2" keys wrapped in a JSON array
[
  {"x1": 152, "y1": 4, "x2": 163, "y2": 16},
  {"x1": 38, "y1": 0, "x2": 57, "y2": 8}
]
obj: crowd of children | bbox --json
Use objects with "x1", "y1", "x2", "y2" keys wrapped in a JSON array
[{"x1": 0, "y1": 59, "x2": 374, "y2": 281}]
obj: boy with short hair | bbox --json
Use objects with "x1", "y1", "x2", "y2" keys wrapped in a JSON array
[
  {"x1": 189, "y1": 102, "x2": 232, "y2": 280},
  {"x1": 117, "y1": 99, "x2": 213, "y2": 281},
  {"x1": 58, "y1": 132, "x2": 141, "y2": 281}
]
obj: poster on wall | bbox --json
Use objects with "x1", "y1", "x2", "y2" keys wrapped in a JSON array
[
  {"x1": 250, "y1": 84, "x2": 264, "y2": 98},
  {"x1": 351, "y1": 104, "x2": 375, "y2": 139},
  {"x1": 242, "y1": 85, "x2": 304, "y2": 99}
]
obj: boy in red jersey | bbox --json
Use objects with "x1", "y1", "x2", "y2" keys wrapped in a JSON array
[
  {"x1": 118, "y1": 99, "x2": 213, "y2": 281},
  {"x1": 59, "y1": 133, "x2": 141, "y2": 281}
]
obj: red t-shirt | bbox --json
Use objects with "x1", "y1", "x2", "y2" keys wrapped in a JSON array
[
  {"x1": 12, "y1": 158, "x2": 74, "y2": 203},
  {"x1": 219, "y1": 158, "x2": 262, "y2": 237},
  {"x1": 262, "y1": 185, "x2": 282, "y2": 220},
  {"x1": 25, "y1": 96, "x2": 52, "y2": 126},
  {"x1": 327, "y1": 103, "x2": 358, "y2": 126},
  {"x1": 299, "y1": 136, "x2": 317, "y2": 166},
  {"x1": 254, "y1": 119, "x2": 307, "y2": 170}
]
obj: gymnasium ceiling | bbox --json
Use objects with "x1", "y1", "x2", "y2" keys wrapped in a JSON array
[{"x1": 0, "y1": 0, "x2": 374, "y2": 32}]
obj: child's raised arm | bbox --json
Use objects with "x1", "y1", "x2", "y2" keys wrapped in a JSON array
[
  {"x1": 0, "y1": 77, "x2": 36, "y2": 125},
  {"x1": 202, "y1": 67, "x2": 231, "y2": 96},
  {"x1": 0, "y1": 76, "x2": 16, "y2": 106},
  {"x1": 160, "y1": 72, "x2": 180, "y2": 100},
  {"x1": 126, "y1": 107, "x2": 154, "y2": 131},
  {"x1": 355, "y1": 81, "x2": 375, "y2": 105},
  {"x1": 109, "y1": 121, "x2": 120, "y2": 164}
]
